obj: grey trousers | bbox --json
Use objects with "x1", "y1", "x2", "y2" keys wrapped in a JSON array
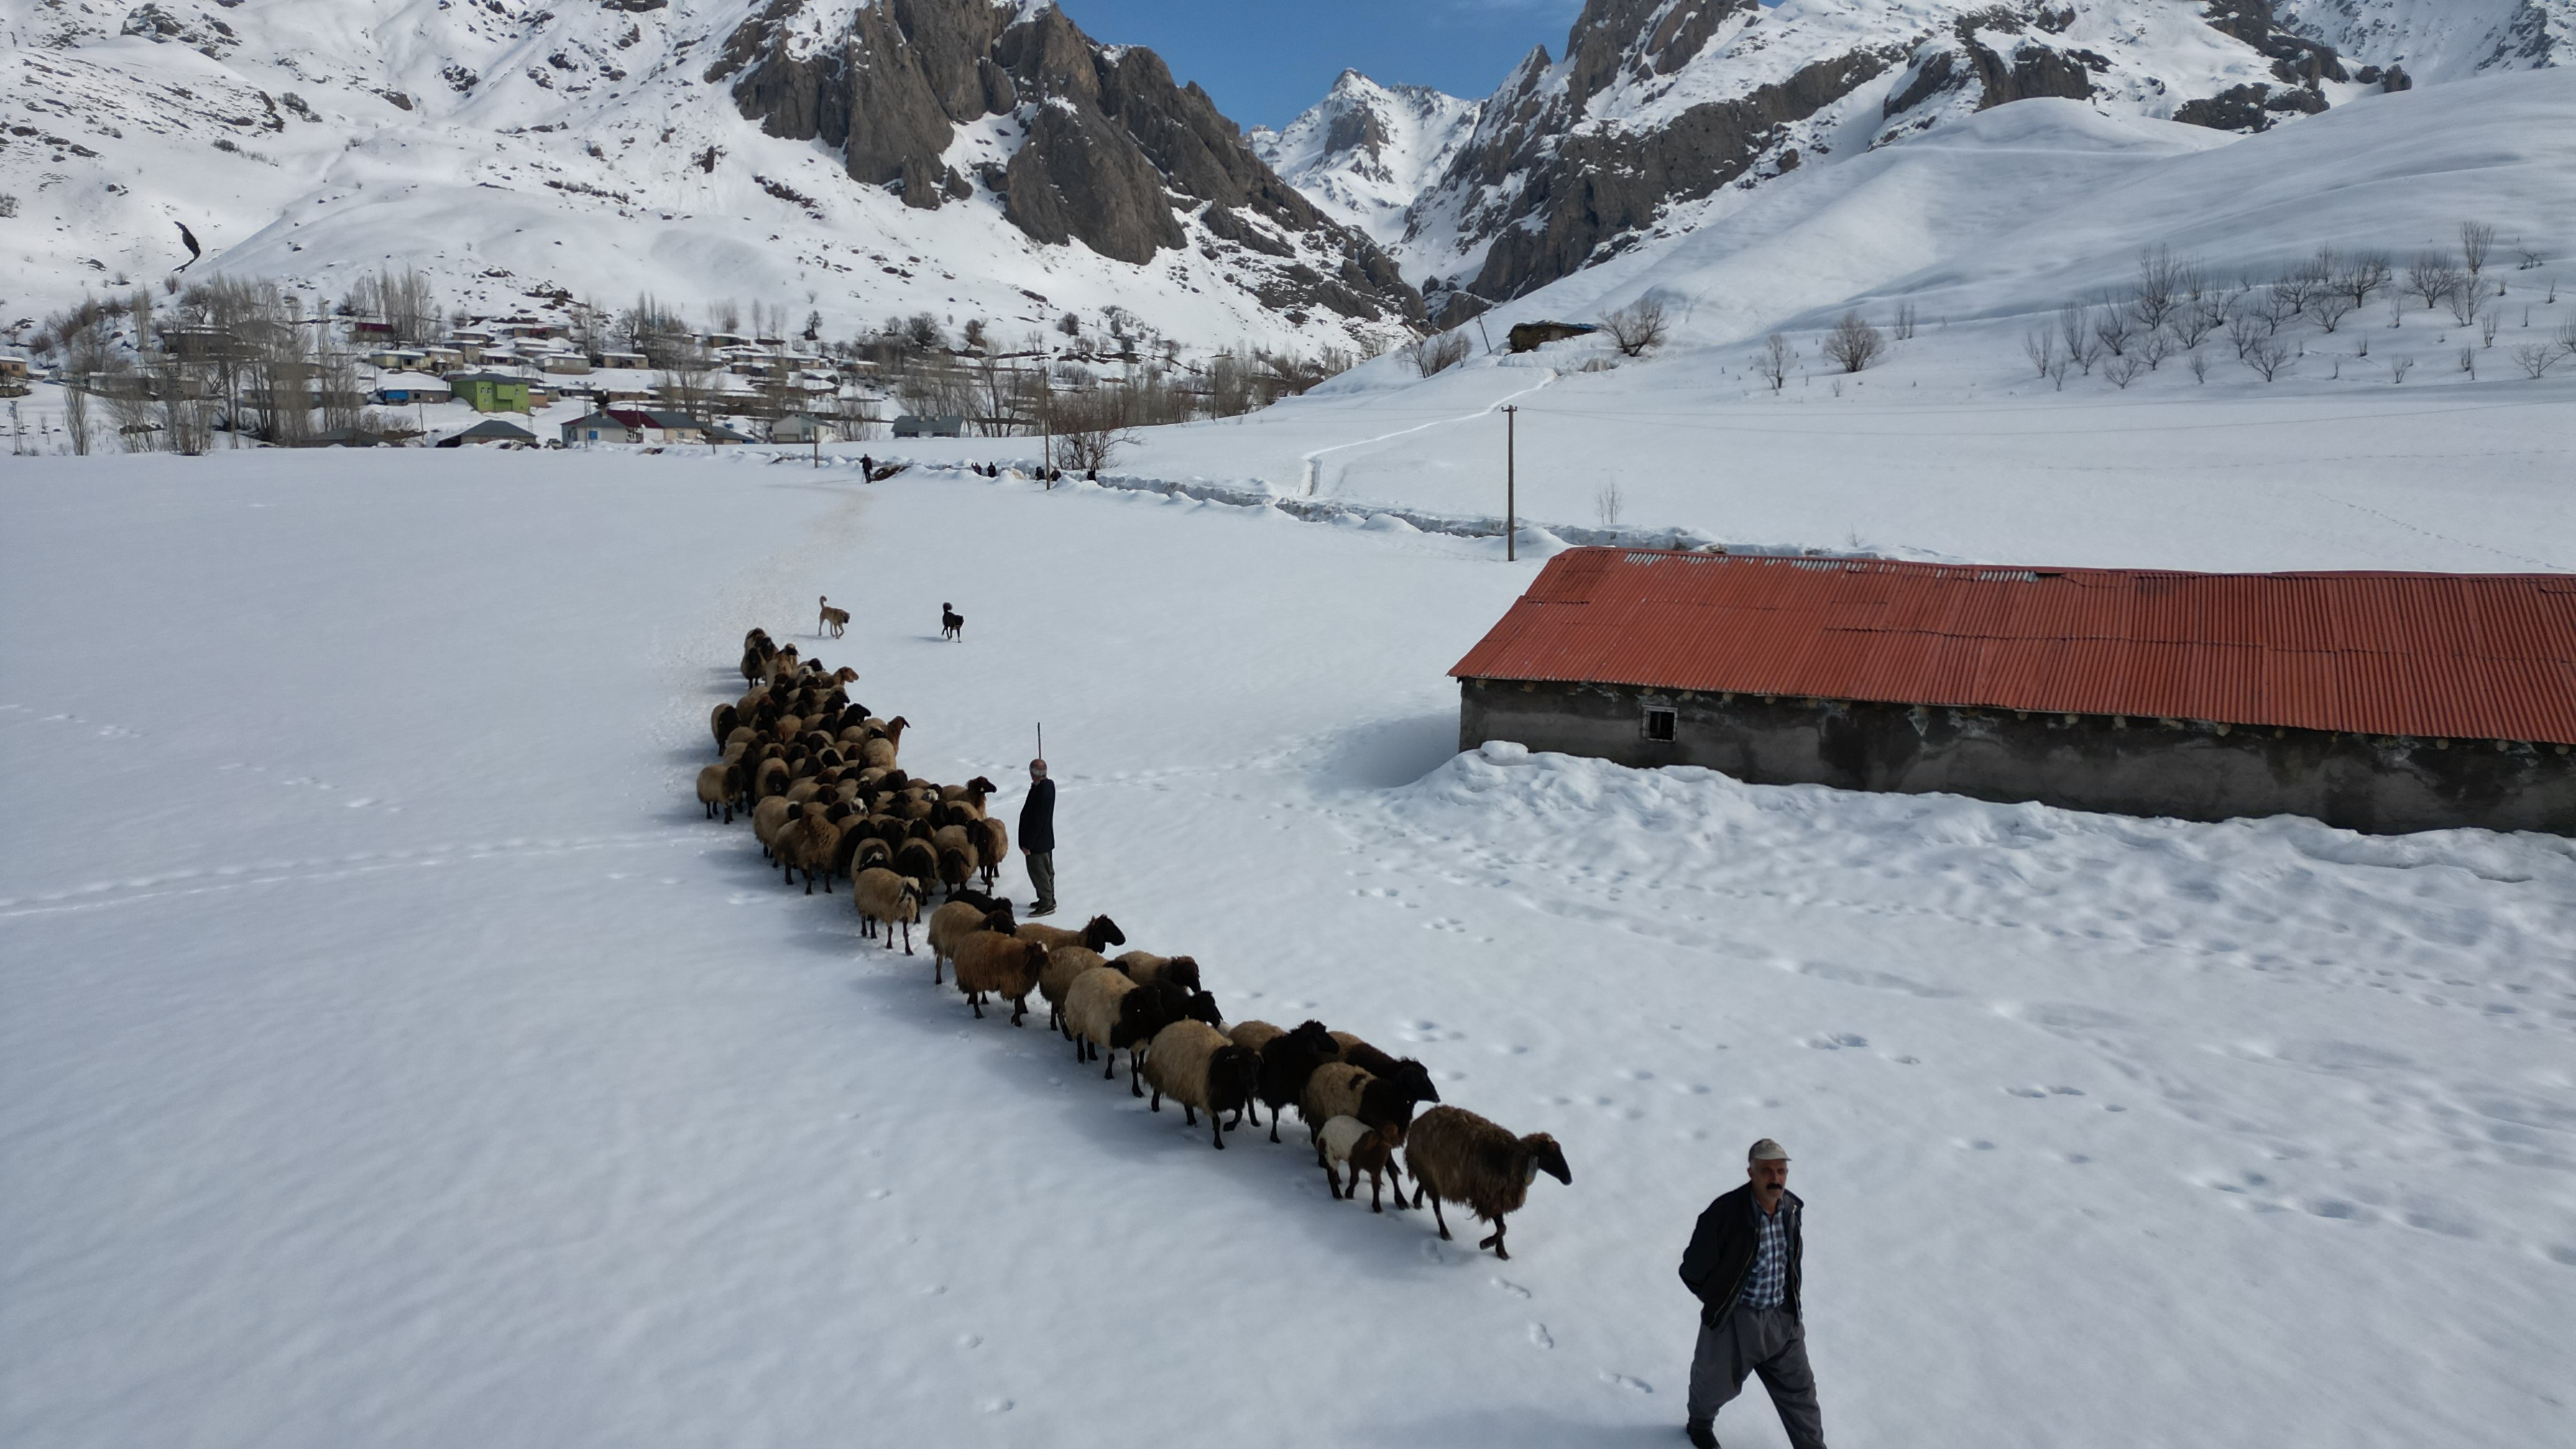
[
  {"x1": 1025, "y1": 850, "x2": 1055, "y2": 908},
  {"x1": 1687, "y1": 1303, "x2": 1825, "y2": 1449}
]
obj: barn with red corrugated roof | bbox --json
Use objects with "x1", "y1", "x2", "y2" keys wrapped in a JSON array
[{"x1": 1450, "y1": 548, "x2": 2576, "y2": 834}]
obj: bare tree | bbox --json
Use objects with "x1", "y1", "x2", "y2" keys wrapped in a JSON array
[
  {"x1": 2512, "y1": 342, "x2": 2562, "y2": 379},
  {"x1": 2021, "y1": 327, "x2": 2057, "y2": 380},
  {"x1": 2135, "y1": 325, "x2": 2175, "y2": 371},
  {"x1": 2389, "y1": 354, "x2": 2414, "y2": 383},
  {"x1": 658, "y1": 350, "x2": 720, "y2": 420},
  {"x1": 2131, "y1": 245, "x2": 2195, "y2": 333},
  {"x1": 1594, "y1": 481, "x2": 1624, "y2": 527},
  {"x1": 2058, "y1": 302, "x2": 2101, "y2": 374},
  {"x1": 63, "y1": 378, "x2": 92, "y2": 455},
  {"x1": 2227, "y1": 310, "x2": 2265, "y2": 361},
  {"x1": 2103, "y1": 353, "x2": 2145, "y2": 389},
  {"x1": 1892, "y1": 301, "x2": 1918, "y2": 341},
  {"x1": 2241, "y1": 331, "x2": 2296, "y2": 381},
  {"x1": 2459, "y1": 221, "x2": 2496, "y2": 280},
  {"x1": 2252, "y1": 282, "x2": 2305, "y2": 335},
  {"x1": 2458, "y1": 346, "x2": 2477, "y2": 380},
  {"x1": 2448, "y1": 277, "x2": 2492, "y2": 327},
  {"x1": 1048, "y1": 385, "x2": 1136, "y2": 473},
  {"x1": 1758, "y1": 333, "x2": 1797, "y2": 392},
  {"x1": 2188, "y1": 349, "x2": 2211, "y2": 383},
  {"x1": 1820, "y1": 310, "x2": 1885, "y2": 373},
  {"x1": 317, "y1": 350, "x2": 365, "y2": 434},
  {"x1": 1599, "y1": 296, "x2": 1671, "y2": 358},
  {"x1": 2091, "y1": 302, "x2": 2135, "y2": 358},
  {"x1": 2480, "y1": 305, "x2": 2503, "y2": 348},
  {"x1": 2307, "y1": 288, "x2": 2359, "y2": 333},
  {"x1": 2170, "y1": 291, "x2": 2229, "y2": 349},
  {"x1": 2331, "y1": 250, "x2": 2391, "y2": 311},
  {"x1": 2407, "y1": 250, "x2": 2463, "y2": 310},
  {"x1": 1404, "y1": 330, "x2": 1472, "y2": 376}
]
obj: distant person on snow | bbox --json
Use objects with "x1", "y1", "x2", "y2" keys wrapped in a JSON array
[
  {"x1": 1018, "y1": 758, "x2": 1057, "y2": 918},
  {"x1": 1678, "y1": 1138, "x2": 1825, "y2": 1449}
]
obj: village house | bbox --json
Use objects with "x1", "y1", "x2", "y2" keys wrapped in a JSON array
[
  {"x1": 1451, "y1": 548, "x2": 2576, "y2": 835},
  {"x1": 445, "y1": 372, "x2": 533, "y2": 413},
  {"x1": 435, "y1": 418, "x2": 538, "y2": 447},
  {"x1": 558, "y1": 411, "x2": 642, "y2": 445},
  {"x1": 769, "y1": 413, "x2": 830, "y2": 445},
  {"x1": 0, "y1": 355, "x2": 29, "y2": 397},
  {"x1": 893, "y1": 413, "x2": 965, "y2": 438},
  {"x1": 371, "y1": 380, "x2": 452, "y2": 406}
]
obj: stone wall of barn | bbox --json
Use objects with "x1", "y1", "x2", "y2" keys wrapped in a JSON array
[{"x1": 1457, "y1": 677, "x2": 2576, "y2": 836}]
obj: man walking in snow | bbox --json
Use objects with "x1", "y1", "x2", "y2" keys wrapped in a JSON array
[
  {"x1": 1019, "y1": 758, "x2": 1057, "y2": 918},
  {"x1": 1678, "y1": 1138, "x2": 1825, "y2": 1449}
]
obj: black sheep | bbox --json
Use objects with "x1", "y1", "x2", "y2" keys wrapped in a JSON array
[
  {"x1": 1255, "y1": 1020, "x2": 1343, "y2": 1144},
  {"x1": 1333, "y1": 1034, "x2": 1441, "y2": 1106}
]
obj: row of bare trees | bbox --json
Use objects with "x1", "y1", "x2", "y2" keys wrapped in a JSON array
[{"x1": 34, "y1": 277, "x2": 420, "y2": 454}]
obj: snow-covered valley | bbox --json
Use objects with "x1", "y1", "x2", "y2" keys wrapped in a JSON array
[{"x1": 3, "y1": 450, "x2": 2572, "y2": 1448}]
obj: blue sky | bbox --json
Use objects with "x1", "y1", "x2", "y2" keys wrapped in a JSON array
[{"x1": 1061, "y1": 0, "x2": 1586, "y2": 128}]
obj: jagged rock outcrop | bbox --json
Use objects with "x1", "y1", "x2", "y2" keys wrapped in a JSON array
[
  {"x1": 712, "y1": 0, "x2": 1418, "y2": 323},
  {"x1": 1374, "y1": 0, "x2": 2412, "y2": 310},
  {"x1": 2276, "y1": 1, "x2": 2571, "y2": 83}
]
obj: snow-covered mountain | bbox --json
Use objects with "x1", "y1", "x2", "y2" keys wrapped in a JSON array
[
  {"x1": 0, "y1": 0, "x2": 1419, "y2": 351},
  {"x1": 1285, "y1": 0, "x2": 2529, "y2": 312},
  {"x1": 1247, "y1": 71, "x2": 1480, "y2": 256},
  {"x1": 2279, "y1": 0, "x2": 2576, "y2": 82}
]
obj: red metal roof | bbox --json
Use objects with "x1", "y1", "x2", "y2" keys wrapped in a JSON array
[{"x1": 1450, "y1": 549, "x2": 2576, "y2": 745}]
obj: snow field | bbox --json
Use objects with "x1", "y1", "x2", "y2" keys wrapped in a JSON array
[{"x1": 3, "y1": 450, "x2": 2573, "y2": 1448}]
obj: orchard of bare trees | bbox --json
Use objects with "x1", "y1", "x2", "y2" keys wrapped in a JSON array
[{"x1": 2016, "y1": 223, "x2": 2564, "y2": 391}]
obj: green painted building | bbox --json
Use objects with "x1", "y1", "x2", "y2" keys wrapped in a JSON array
[{"x1": 447, "y1": 371, "x2": 533, "y2": 413}]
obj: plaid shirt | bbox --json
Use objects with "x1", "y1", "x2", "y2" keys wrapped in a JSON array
[{"x1": 1738, "y1": 1200, "x2": 1790, "y2": 1310}]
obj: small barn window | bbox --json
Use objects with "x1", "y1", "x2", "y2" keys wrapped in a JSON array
[{"x1": 1644, "y1": 707, "x2": 1676, "y2": 742}]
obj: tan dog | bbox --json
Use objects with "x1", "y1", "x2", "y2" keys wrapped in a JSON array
[{"x1": 818, "y1": 595, "x2": 850, "y2": 638}]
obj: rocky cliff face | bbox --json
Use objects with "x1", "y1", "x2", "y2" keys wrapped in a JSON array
[
  {"x1": 2276, "y1": 0, "x2": 2574, "y2": 82},
  {"x1": 710, "y1": 0, "x2": 1418, "y2": 323},
  {"x1": 1374, "y1": 0, "x2": 2427, "y2": 316}
]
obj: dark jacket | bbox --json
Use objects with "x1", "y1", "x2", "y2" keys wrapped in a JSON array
[
  {"x1": 1678, "y1": 1184, "x2": 1804, "y2": 1325},
  {"x1": 1018, "y1": 778, "x2": 1056, "y2": 854}
]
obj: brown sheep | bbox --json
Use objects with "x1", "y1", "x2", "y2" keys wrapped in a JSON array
[
  {"x1": 750, "y1": 793, "x2": 797, "y2": 859},
  {"x1": 852, "y1": 868, "x2": 924, "y2": 954},
  {"x1": 1140, "y1": 1020, "x2": 1263, "y2": 1149},
  {"x1": 710, "y1": 702, "x2": 740, "y2": 748},
  {"x1": 695, "y1": 763, "x2": 742, "y2": 822},
  {"x1": 1317, "y1": 1116, "x2": 1406, "y2": 1211},
  {"x1": 1402, "y1": 1106, "x2": 1571, "y2": 1261},
  {"x1": 1227, "y1": 1020, "x2": 1285, "y2": 1056},
  {"x1": 1112, "y1": 951, "x2": 1200, "y2": 992},
  {"x1": 1062, "y1": 967, "x2": 1138, "y2": 1077},
  {"x1": 953, "y1": 932, "x2": 1048, "y2": 1024},
  {"x1": 1020, "y1": 914, "x2": 1126, "y2": 955},
  {"x1": 859, "y1": 716, "x2": 908, "y2": 769},
  {"x1": 1300, "y1": 1063, "x2": 1421, "y2": 1147},
  {"x1": 1036, "y1": 945, "x2": 1110, "y2": 1035},
  {"x1": 972, "y1": 816, "x2": 1008, "y2": 887},
  {"x1": 776, "y1": 808, "x2": 845, "y2": 894},
  {"x1": 926, "y1": 899, "x2": 1013, "y2": 983}
]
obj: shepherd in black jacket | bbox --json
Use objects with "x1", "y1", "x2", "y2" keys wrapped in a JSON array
[
  {"x1": 1676, "y1": 1138, "x2": 1826, "y2": 1449},
  {"x1": 1018, "y1": 758, "x2": 1057, "y2": 917}
]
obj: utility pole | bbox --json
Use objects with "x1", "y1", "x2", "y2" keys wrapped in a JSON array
[{"x1": 1502, "y1": 404, "x2": 1518, "y2": 562}]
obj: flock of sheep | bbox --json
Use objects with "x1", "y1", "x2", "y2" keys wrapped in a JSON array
[{"x1": 694, "y1": 627, "x2": 1573, "y2": 1258}]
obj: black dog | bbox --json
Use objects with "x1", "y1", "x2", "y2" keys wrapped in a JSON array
[{"x1": 941, "y1": 602, "x2": 965, "y2": 641}]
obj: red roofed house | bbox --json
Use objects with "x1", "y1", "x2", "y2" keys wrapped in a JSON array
[{"x1": 1450, "y1": 548, "x2": 2576, "y2": 835}]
